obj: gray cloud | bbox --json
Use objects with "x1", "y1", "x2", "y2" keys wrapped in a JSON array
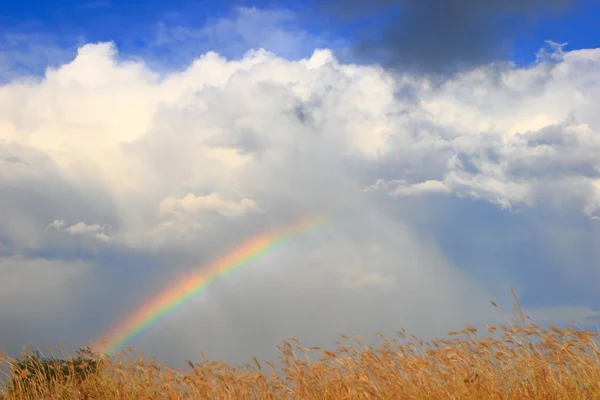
[
  {"x1": 312, "y1": 0, "x2": 571, "y2": 75},
  {"x1": 0, "y1": 257, "x2": 93, "y2": 353}
]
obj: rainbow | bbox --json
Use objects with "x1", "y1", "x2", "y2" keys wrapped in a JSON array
[{"x1": 96, "y1": 213, "x2": 329, "y2": 355}]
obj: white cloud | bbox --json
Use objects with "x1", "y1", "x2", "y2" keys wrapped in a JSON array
[
  {"x1": 363, "y1": 179, "x2": 450, "y2": 197},
  {"x1": 158, "y1": 192, "x2": 260, "y2": 219},
  {"x1": 2, "y1": 41, "x2": 597, "y2": 225},
  {"x1": 65, "y1": 222, "x2": 110, "y2": 242},
  {"x1": 152, "y1": 193, "x2": 261, "y2": 239},
  {"x1": 394, "y1": 180, "x2": 450, "y2": 197},
  {"x1": 48, "y1": 220, "x2": 111, "y2": 242},
  {"x1": 48, "y1": 219, "x2": 66, "y2": 229}
]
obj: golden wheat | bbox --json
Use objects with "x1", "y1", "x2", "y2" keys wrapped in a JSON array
[
  {"x1": 2, "y1": 292, "x2": 600, "y2": 400},
  {"x1": 1, "y1": 317, "x2": 599, "y2": 399}
]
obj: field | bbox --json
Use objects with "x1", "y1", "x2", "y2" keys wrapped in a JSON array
[{"x1": 2, "y1": 300, "x2": 600, "y2": 399}]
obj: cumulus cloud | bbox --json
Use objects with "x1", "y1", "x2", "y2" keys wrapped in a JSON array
[
  {"x1": 365, "y1": 179, "x2": 450, "y2": 197},
  {"x1": 152, "y1": 192, "x2": 262, "y2": 240},
  {"x1": 158, "y1": 193, "x2": 261, "y2": 219},
  {"x1": 1, "y1": 36, "x2": 600, "y2": 365},
  {"x1": 48, "y1": 220, "x2": 111, "y2": 242}
]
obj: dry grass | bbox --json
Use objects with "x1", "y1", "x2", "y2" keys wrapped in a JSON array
[{"x1": 2, "y1": 303, "x2": 600, "y2": 399}]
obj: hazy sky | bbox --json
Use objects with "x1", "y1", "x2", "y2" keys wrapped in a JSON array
[{"x1": 1, "y1": 0, "x2": 600, "y2": 366}]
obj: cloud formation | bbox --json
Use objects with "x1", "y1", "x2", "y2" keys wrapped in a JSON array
[{"x1": 1, "y1": 37, "x2": 600, "y2": 364}]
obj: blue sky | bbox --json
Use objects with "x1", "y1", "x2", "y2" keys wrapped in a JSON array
[
  {"x1": 509, "y1": 0, "x2": 600, "y2": 63},
  {"x1": 1, "y1": 0, "x2": 600, "y2": 365}
]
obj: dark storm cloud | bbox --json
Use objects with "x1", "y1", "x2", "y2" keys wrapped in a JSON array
[{"x1": 312, "y1": 0, "x2": 571, "y2": 75}]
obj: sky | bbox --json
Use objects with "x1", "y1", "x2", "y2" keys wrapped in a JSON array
[{"x1": 1, "y1": 0, "x2": 600, "y2": 367}]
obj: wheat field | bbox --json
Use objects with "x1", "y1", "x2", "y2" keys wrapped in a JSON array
[{"x1": 2, "y1": 300, "x2": 600, "y2": 399}]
